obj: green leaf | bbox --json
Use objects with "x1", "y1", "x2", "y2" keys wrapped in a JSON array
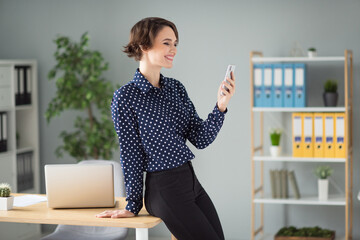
[
  {"x1": 86, "y1": 92, "x2": 92, "y2": 100},
  {"x1": 48, "y1": 69, "x2": 56, "y2": 79}
]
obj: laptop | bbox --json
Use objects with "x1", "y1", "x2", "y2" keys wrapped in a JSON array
[{"x1": 45, "y1": 164, "x2": 115, "y2": 208}]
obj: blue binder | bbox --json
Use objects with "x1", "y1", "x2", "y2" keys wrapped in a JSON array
[
  {"x1": 294, "y1": 63, "x2": 306, "y2": 107},
  {"x1": 253, "y1": 64, "x2": 263, "y2": 107},
  {"x1": 262, "y1": 64, "x2": 273, "y2": 107},
  {"x1": 272, "y1": 63, "x2": 283, "y2": 107},
  {"x1": 283, "y1": 63, "x2": 294, "y2": 107}
]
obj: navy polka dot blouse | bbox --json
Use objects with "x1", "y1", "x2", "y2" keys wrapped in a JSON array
[{"x1": 110, "y1": 68, "x2": 227, "y2": 215}]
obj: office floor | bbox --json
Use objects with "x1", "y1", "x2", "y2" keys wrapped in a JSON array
[{"x1": 23, "y1": 232, "x2": 49, "y2": 240}]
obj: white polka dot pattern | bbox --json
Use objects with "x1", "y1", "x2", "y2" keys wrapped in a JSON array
[{"x1": 110, "y1": 68, "x2": 227, "y2": 215}]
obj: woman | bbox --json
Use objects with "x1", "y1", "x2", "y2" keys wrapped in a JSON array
[{"x1": 96, "y1": 17, "x2": 235, "y2": 240}]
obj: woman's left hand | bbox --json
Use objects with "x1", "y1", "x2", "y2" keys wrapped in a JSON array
[
  {"x1": 95, "y1": 209, "x2": 135, "y2": 218},
  {"x1": 217, "y1": 71, "x2": 235, "y2": 112}
]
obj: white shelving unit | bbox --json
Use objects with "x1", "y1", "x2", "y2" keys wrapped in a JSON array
[
  {"x1": 250, "y1": 51, "x2": 353, "y2": 240},
  {"x1": 0, "y1": 60, "x2": 41, "y2": 240}
]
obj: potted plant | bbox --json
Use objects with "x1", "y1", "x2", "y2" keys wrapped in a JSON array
[
  {"x1": 275, "y1": 226, "x2": 335, "y2": 240},
  {"x1": 46, "y1": 32, "x2": 120, "y2": 162},
  {"x1": 323, "y1": 79, "x2": 338, "y2": 107},
  {"x1": 0, "y1": 183, "x2": 14, "y2": 210},
  {"x1": 269, "y1": 128, "x2": 282, "y2": 157},
  {"x1": 314, "y1": 166, "x2": 333, "y2": 201},
  {"x1": 308, "y1": 47, "x2": 317, "y2": 57}
]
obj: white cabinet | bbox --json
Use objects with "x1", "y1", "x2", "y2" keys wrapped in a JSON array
[{"x1": 0, "y1": 60, "x2": 40, "y2": 239}]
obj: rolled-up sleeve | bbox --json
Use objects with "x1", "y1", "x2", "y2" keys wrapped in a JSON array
[
  {"x1": 111, "y1": 90, "x2": 145, "y2": 215},
  {"x1": 180, "y1": 83, "x2": 227, "y2": 149}
]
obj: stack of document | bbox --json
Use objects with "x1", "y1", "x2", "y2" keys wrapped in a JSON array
[
  {"x1": 254, "y1": 63, "x2": 306, "y2": 108},
  {"x1": 14, "y1": 195, "x2": 47, "y2": 207},
  {"x1": 292, "y1": 113, "x2": 346, "y2": 158}
]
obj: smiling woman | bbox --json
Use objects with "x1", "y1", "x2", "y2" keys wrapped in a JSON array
[{"x1": 96, "y1": 17, "x2": 235, "y2": 240}]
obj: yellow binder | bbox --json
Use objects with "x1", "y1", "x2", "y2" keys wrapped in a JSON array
[
  {"x1": 335, "y1": 113, "x2": 346, "y2": 158},
  {"x1": 292, "y1": 113, "x2": 303, "y2": 157},
  {"x1": 324, "y1": 113, "x2": 335, "y2": 158},
  {"x1": 302, "y1": 113, "x2": 314, "y2": 158},
  {"x1": 313, "y1": 113, "x2": 325, "y2": 158}
]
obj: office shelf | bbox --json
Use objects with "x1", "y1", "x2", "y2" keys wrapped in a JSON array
[
  {"x1": 249, "y1": 50, "x2": 353, "y2": 240},
  {"x1": 253, "y1": 155, "x2": 346, "y2": 163},
  {"x1": 16, "y1": 146, "x2": 35, "y2": 155},
  {"x1": 15, "y1": 105, "x2": 33, "y2": 111},
  {"x1": 258, "y1": 233, "x2": 346, "y2": 240},
  {"x1": 254, "y1": 195, "x2": 346, "y2": 206},
  {"x1": 252, "y1": 107, "x2": 346, "y2": 112},
  {"x1": 0, "y1": 151, "x2": 13, "y2": 158},
  {"x1": 251, "y1": 56, "x2": 345, "y2": 63},
  {"x1": 0, "y1": 107, "x2": 12, "y2": 112}
]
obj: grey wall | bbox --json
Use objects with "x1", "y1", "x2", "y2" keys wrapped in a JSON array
[{"x1": 1, "y1": 0, "x2": 359, "y2": 239}]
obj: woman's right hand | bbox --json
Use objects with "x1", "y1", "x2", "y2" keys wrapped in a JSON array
[
  {"x1": 95, "y1": 209, "x2": 135, "y2": 218},
  {"x1": 217, "y1": 71, "x2": 236, "y2": 112}
]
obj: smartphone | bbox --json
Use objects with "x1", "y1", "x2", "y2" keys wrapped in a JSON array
[{"x1": 221, "y1": 65, "x2": 235, "y2": 96}]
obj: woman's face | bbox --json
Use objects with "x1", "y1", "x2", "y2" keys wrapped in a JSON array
[{"x1": 142, "y1": 26, "x2": 178, "y2": 69}]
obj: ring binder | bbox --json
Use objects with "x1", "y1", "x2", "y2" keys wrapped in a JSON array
[
  {"x1": 14, "y1": 65, "x2": 32, "y2": 106},
  {"x1": 0, "y1": 112, "x2": 7, "y2": 153}
]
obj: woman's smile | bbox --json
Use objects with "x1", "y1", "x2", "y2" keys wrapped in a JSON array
[{"x1": 165, "y1": 55, "x2": 174, "y2": 61}]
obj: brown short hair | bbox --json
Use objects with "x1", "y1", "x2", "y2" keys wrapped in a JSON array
[{"x1": 123, "y1": 17, "x2": 179, "y2": 61}]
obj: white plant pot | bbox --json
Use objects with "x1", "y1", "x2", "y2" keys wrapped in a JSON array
[
  {"x1": 0, "y1": 196, "x2": 14, "y2": 210},
  {"x1": 308, "y1": 51, "x2": 317, "y2": 58},
  {"x1": 270, "y1": 146, "x2": 281, "y2": 157},
  {"x1": 318, "y1": 179, "x2": 329, "y2": 201}
]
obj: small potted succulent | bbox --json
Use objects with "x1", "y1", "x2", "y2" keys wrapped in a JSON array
[
  {"x1": 0, "y1": 183, "x2": 14, "y2": 210},
  {"x1": 308, "y1": 47, "x2": 317, "y2": 57},
  {"x1": 323, "y1": 79, "x2": 338, "y2": 107},
  {"x1": 314, "y1": 166, "x2": 333, "y2": 201},
  {"x1": 269, "y1": 128, "x2": 282, "y2": 157}
]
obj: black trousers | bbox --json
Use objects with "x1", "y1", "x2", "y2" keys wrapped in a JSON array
[{"x1": 145, "y1": 161, "x2": 225, "y2": 240}]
